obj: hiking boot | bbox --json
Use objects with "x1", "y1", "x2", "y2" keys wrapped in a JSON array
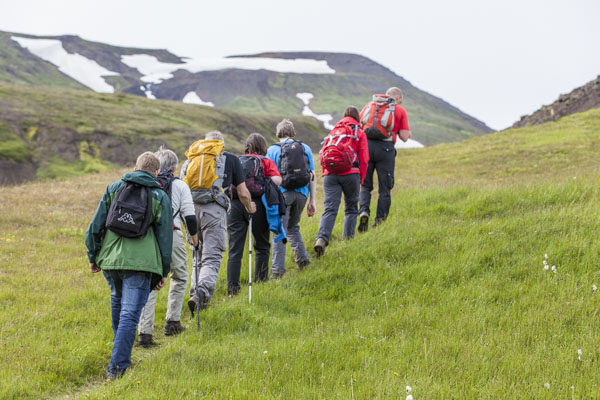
[
  {"x1": 164, "y1": 320, "x2": 186, "y2": 336},
  {"x1": 358, "y1": 212, "x2": 369, "y2": 233},
  {"x1": 188, "y1": 292, "x2": 209, "y2": 317},
  {"x1": 138, "y1": 333, "x2": 154, "y2": 349},
  {"x1": 105, "y1": 370, "x2": 124, "y2": 382},
  {"x1": 297, "y1": 260, "x2": 310, "y2": 271},
  {"x1": 270, "y1": 272, "x2": 284, "y2": 280},
  {"x1": 227, "y1": 287, "x2": 240, "y2": 298},
  {"x1": 373, "y1": 217, "x2": 385, "y2": 228},
  {"x1": 314, "y1": 238, "x2": 326, "y2": 258}
]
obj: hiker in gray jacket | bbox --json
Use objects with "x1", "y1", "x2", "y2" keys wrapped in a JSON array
[{"x1": 138, "y1": 147, "x2": 199, "y2": 348}]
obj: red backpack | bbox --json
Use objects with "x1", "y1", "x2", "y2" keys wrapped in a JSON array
[
  {"x1": 361, "y1": 94, "x2": 396, "y2": 140},
  {"x1": 320, "y1": 122, "x2": 359, "y2": 174}
]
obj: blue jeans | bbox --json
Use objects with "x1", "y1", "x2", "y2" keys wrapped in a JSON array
[{"x1": 103, "y1": 270, "x2": 151, "y2": 376}]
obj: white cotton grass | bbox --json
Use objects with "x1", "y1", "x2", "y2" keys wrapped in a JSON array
[
  {"x1": 544, "y1": 382, "x2": 550, "y2": 389},
  {"x1": 578, "y1": 349, "x2": 582, "y2": 361},
  {"x1": 406, "y1": 385, "x2": 412, "y2": 393},
  {"x1": 593, "y1": 285, "x2": 597, "y2": 291},
  {"x1": 406, "y1": 395, "x2": 413, "y2": 400},
  {"x1": 542, "y1": 254, "x2": 557, "y2": 274}
]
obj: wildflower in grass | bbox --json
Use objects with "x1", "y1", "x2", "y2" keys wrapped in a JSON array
[
  {"x1": 406, "y1": 395, "x2": 413, "y2": 400},
  {"x1": 263, "y1": 351, "x2": 268, "y2": 354},
  {"x1": 545, "y1": 254, "x2": 548, "y2": 259},
  {"x1": 551, "y1": 265, "x2": 557, "y2": 274},
  {"x1": 406, "y1": 385, "x2": 412, "y2": 393},
  {"x1": 394, "y1": 372, "x2": 399, "y2": 376},
  {"x1": 578, "y1": 349, "x2": 582, "y2": 361},
  {"x1": 544, "y1": 382, "x2": 550, "y2": 389},
  {"x1": 593, "y1": 285, "x2": 597, "y2": 291}
]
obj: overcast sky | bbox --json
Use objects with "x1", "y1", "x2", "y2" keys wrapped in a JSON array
[{"x1": 2, "y1": 0, "x2": 599, "y2": 130}]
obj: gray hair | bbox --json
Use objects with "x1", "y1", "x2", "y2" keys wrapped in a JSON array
[
  {"x1": 135, "y1": 151, "x2": 160, "y2": 174},
  {"x1": 155, "y1": 145, "x2": 179, "y2": 173},
  {"x1": 276, "y1": 119, "x2": 296, "y2": 139},
  {"x1": 386, "y1": 87, "x2": 403, "y2": 101},
  {"x1": 205, "y1": 130, "x2": 224, "y2": 143}
]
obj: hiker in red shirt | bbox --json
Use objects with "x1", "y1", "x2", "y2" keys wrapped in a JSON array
[
  {"x1": 358, "y1": 87, "x2": 411, "y2": 232},
  {"x1": 314, "y1": 106, "x2": 369, "y2": 257},
  {"x1": 226, "y1": 133, "x2": 281, "y2": 296}
]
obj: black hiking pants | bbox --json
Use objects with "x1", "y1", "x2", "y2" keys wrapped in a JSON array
[
  {"x1": 359, "y1": 139, "x2": 396, "y2": 220},
  {"x1": 226, "y1": 198, "x2": 270, "y2": 295}
]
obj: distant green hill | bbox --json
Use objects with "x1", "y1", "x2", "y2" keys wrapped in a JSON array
[
  {"x1": 0, "y1": 82, "x2": 324, "y2": 184},
  {"x1": 0, "y1": 31, "x2": 493, "y2": 146},
  {"x1": 1, "y1": 107, "x2": 599, "y2": 399}
]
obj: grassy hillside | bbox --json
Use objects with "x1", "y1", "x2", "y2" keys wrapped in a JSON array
[
  {"x1": 0, "y1": 82, "x2": 325, "y2": 184},
  {"x1": 1, "y1": 109, "x2": 599, "y2": 398}
]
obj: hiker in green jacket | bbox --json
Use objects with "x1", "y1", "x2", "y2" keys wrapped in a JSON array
[{"x1": 85, "y1": 152, "x2": 173, "y2": 380}]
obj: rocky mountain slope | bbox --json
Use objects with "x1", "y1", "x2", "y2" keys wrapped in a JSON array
[
  {"x1": 512, "y1": 76, "x2": 600, "y2": 128},
  {"x1": 0, "y1": 31, "x2": 493, "y2": 145}
]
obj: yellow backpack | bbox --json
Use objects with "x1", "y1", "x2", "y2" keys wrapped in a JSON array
[
  {"x1": 183, "y1": 139, "x2": 224, "y2": 190},
  {"x1": 183, "y1": 139, "x2": 229, "y2": 207}
]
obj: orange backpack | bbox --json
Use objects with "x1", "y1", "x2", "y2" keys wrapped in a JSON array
[{"x1": 361, "y1": 94, "x2": 396, "y2": 140}]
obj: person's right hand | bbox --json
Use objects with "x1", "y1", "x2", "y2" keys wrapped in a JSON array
[
  {"x1": 89, "y1": 263, "x2": 100, "y2": 273},
  {"x1": 307, "y1": 201, "x2": 316, "y2": 217},
  {"x1": 246, "y1": 201, "x2": 257, "y2": 215},
  {"x1": 190, "y1": 234, "x2": 199, "y2": 248}
]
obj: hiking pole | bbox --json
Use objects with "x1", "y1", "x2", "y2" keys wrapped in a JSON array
[
  {"x1": 248, "y1": 216, "x2": 253, "y2": 304},
  {"x1": 193, "y1": 248, "x2": 200, "y2": 331}
]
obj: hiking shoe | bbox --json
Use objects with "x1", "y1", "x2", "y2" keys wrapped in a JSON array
[
  {"x1": 358, "y1": 212, "x2": 369, "y2": 233},
  {"x1": 188, "y1": 293, "x2": 209, "y2": 317},
  {"x1": 297, "y1": 260, "x2": 310, "y2": 271},
  {"x1": 164, "y1": 320, "x2": 186, "y2": 336},
  {"x1": 314, "y1": 238, "x2": 326, "y2": 258},
  {"x1": 373, "y1": 217, "x2": 385, "y2": 228},
  {"x1": 105, "y1": 371, "x2": 124, "y2": 382},
  {"x1": 270, "y1": 272, "x2": 284, "y2": 280},
  {"x1": 138, "y1": 333, "x2": 154, "y2": 349},
  {"x1": 227, "y1": 287, "x2": 240, "y2": 298}
]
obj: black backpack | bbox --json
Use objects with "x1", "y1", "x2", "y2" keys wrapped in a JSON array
[
  {"x1": 233, "y1": 155, "x2": 266, "y2": 198},
  {"x1": 277, "y1": 140, "x2": 311, "y2": 190},
  {"x1": 157, "y1": 171, "x2": 180, "y2": 221},
  {"x1": 105, "y1": 182, "x2": 153, "y2": 238}
]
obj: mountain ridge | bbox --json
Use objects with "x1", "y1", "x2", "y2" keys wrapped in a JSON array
[{"x1": 0, "y1": 30, "x2": 493, "y2": 146}]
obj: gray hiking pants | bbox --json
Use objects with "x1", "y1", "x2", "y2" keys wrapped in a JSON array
[
  {"x1": 271, "y1": 190, "x2": 309, "y2": 274},
  {"x1": 316, "y1": 173, "x2": 361, "y2": 243},
  {"x1": 139, "y1": 229, "x2": 188, "y2": 334},
  {"x1": 189, "y1": 202, "x2": 227, "y2": 302}
]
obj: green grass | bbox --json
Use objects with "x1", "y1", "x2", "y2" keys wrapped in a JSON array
[
  {"x1": 0, "y1": 125, "x2": 31, "y2": 162},
  {"x1": 1, "y1": 108, "x2": 600, "y2": 398},
  {"x1": 0, "y1": 81, "x2": 325, "y2": 181}
]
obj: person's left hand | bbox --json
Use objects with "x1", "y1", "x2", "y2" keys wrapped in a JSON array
[
  {"x1": 154, "y1": 277, "x2": 167, "y2": 291},
  {"x1": 89, "y1": 263, "x2": 100, "y2": 273}
]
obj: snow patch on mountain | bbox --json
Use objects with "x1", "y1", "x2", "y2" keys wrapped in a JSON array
[
  {"x1": 121, "y1": 54, "x2": 335, "y2": 84},
  {"x1": 395, "y1": 139, "x2": 424, "y2": 149},
  {"x1": 11, "y1": 36, "x2": 119, "y2": 93},
  {"x1": 182, "y1": 92, "x2": 214, "y2": 107},
  {"x1": 296, "y1": 92, "x2": 334, "y2": 130}
]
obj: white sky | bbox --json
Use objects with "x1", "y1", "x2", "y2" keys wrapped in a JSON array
[{"x1": 2, "y1": 0, "x2": 599, "y2": 130}]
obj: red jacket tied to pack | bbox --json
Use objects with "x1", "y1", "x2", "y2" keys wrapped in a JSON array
[
  {"x1": 360, "y1": 94, "x2": 397, "y2": 140},
  {"x1": 320, "y1": 116, "x2": 369, "y2": 183}
]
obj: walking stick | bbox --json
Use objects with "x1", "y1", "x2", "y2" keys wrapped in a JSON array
[
  {"x1": 249, "y1": 216, "x2": 253, "y2": 304},
  {"x1": 194, "y1": 248, "x2": 200, "y2": 331}
]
